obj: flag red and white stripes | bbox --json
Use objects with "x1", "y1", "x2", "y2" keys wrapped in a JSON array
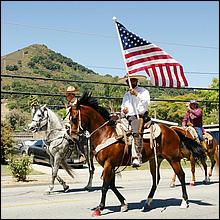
[{"x1": 115, "y1": 20, "x2": 188, "y2": 87}]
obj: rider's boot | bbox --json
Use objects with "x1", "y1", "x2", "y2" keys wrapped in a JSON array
[
  {"x1": 131, "y1": 134, "x2": 143, "y2": 167},
  {"x1": 200, "y1": 140, "x2": 207, "y2": 152}
]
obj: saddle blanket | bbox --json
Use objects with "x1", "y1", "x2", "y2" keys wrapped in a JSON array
[
  {"x1": 143, "y1": 123, "x2": 161, "y2": 139},
  {"x1": 203, "y1": 132, "x2": 213, "y2": 141},
  {"x1": 95, "y1": 123, "x2": 161, "y2": 155},
  {"x1": 95, "y1": 137, "x2": 118, "y2": 155}
]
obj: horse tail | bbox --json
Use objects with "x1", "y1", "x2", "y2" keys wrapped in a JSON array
[{"x1": 174, "y1": 129, "x2": 207, "y2": 163}]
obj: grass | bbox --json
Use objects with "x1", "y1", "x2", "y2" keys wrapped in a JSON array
[
  {"x1": 121, "y1": 158, "x2": 212, "y2": 171},
  {"x1": 122, "y1": 159, "x2": 191, "y2": 171},
  {"x1": 2, "y1": 159, "x2": 212, "y2": 176},
  {"x1": 95, "y1": 158, "x2": 211, "y2": 171},
  {"x1": 1, "y1": 164, "x2": 44, "y2": 176}
]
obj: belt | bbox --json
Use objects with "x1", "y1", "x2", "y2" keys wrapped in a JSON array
[{"x1": 126, "y1": 114, "x2": 144, "y2": 120}]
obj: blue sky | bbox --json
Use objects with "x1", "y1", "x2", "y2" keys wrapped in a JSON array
[{"x1": 1, "y1": 1, "x2": 219, "y2": 88}]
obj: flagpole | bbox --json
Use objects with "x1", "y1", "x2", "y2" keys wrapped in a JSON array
[
  {"x1": 112, "y1": 16, "x2": 132, "y2": 89},
  {"x1": 112, "y1": 16, "x2": 139, "y2": 119}
]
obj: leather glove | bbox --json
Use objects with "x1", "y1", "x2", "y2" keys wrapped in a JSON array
[{"x1": 129, "y1": 88, "x2": 138, "y2": 96}]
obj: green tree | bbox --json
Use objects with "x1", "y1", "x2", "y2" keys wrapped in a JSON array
[{"x1": 1, "y1": 121, "x2": 14, "y2": 164}]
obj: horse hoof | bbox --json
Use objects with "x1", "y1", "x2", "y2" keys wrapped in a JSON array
[
  {"x1": 84, "y1": 185, "x2": 92, "y2": 191},
  {"x1": 170, "y1": 182, "x2": 176, "y2": 188},
  {"x1": 44, "y1": 190, "x2": 52, "y2": 195},
  {"x1": 91, "y1": 208, "x2": 101, "y2": 217},
  {"x1": 141, "y1": 204, "x2": 151, "y2": 212},
  {"x1": 64, "y1": 185, "x2": 69, "y2": 192},
  {"x1": 121, "y1": 203, "x2": 128, "y2": 212},
  {"x1": 189, "y1": 181, "x2": 195, "y2": 186},
  {"x1": 203, "y1": 178, "x2": 210, "y2": 185},
  {"x1": 180, "y1": 200, "x2": 189, "y2": 209}
]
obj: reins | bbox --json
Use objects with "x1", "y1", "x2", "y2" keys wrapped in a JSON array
[
  {"x1": 76, "y1": 108, "x2": 128, "y2": 173},
  {"x1": 34, "y1": 107, "x2": 76, "y2": 155}
]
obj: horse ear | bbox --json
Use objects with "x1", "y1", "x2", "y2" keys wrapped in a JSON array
[
  {"x1": 31, "y1": 106, "x2": 36, "y2": 117},
  {"x1": 42, "y1": 104, "x2": 47, "y2": 109}
]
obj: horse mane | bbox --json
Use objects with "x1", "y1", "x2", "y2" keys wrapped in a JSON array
[
  {"x1": 78, "y1": 91, "x2": 110, "y2": 121},
  {"x1": 46, "y1": 107, "x2": 63, "y2": 125}
]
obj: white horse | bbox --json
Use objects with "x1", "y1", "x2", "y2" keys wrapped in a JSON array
[{"x1": 28, "y1": 105, "x2": 95, "y2": 193}]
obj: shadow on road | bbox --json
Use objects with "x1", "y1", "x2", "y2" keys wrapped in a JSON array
[
  {"x1": 99, "y1": 197, "x2": 215, "y2": 215},
  {"x1": 175, "y1": 180, "x2": 219, "y2": 187},
  {"x1": 50, "y1": 186, "x2": 123, "y2": 194}
]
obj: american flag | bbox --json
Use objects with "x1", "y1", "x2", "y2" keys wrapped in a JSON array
[{"x1": 115, "y1": 21, "x2": 188, "y2": 88}]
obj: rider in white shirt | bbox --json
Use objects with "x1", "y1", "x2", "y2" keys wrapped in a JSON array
[{"x1": 120, "y1": 74, "x2": 150, "y2": 167}]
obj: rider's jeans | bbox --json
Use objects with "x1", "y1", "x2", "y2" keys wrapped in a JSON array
[{"x1": 194, "y1": 127, "x2": 205, "y2": 141}]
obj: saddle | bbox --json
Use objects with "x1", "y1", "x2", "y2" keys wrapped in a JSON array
[
  {"x1": 94, "y1": 117, "x2": 161, "y2": 155},
  {"x1": 171, "y1": 126, "x2": 198, "y2": 141},
  {"x1": 203, "y1": 132, "x2": 213, "y2": 141},
  {"x1": 170, "y1": 125, "x2": 212, "y2": 143},
  {"x1": 115, "y1": 117, "x2": 161, "y2": 140}
]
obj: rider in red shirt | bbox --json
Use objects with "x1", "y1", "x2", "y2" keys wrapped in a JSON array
[{"x1": 182, "y1": 100, "x2": 206, "y2": 150}]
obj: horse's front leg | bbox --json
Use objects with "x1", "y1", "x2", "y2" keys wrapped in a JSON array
[
  {"x1": 84, "y1": 153, "x2": 95, "y2": 191},
  {"x1": 45, "y1": 155, "x2": 56, "y2": 194},
  {"x1": 142, "y1": 158, "x2": 162, "y2": 211},
  {"x1": 53, "y1": 157, "x2": 69, "y2": 192},
  {"x1": 92, "y1": 162, "x2": 112, "y2": 216},
  {"x1": 110, "y1": 172, "x2": 128, "y2": 212}
]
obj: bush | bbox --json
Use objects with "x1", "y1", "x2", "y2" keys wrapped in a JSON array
[
  {"x1": 8, "y1": 155, "x2": 32, "y2": 181},
  {"x1": 6, "y1": 65, "x2": 18, "y2": 71},
  {"x1": 1, "y1": 121, "x2": 14, "y2": 164},
  {"x1": 5, "y1": 109, "x2": 29, "y2": 131}
]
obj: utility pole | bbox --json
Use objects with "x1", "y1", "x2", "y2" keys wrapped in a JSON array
[{"x1": 3, "y1": 59, "x2": 6, "y2": 72}]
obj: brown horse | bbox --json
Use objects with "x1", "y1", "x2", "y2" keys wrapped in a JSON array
[
  {"x1": 170, "y1": 126, "x2": 219, "y2": 186},
  {"x1": 69, "y1": 92, "x2": 206, "y2": 215}
]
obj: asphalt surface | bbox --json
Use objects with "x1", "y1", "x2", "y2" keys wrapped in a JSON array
[{"x1": 1, "y1": 163, "x2": 219, "y2": 219}]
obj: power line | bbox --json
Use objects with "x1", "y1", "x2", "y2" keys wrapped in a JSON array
[
  {"x1": 1, "y1": 90, "x2": 219, "y2": 104},
  {"x1": 1, "y1": 74, "x2": 219, "y2": 91},
  {"x1": 83, "y1": 65, "x2": 219, "y2": 75},
  {"x1": 3, "y1": 22, "x2": 219, "y2": 50}
]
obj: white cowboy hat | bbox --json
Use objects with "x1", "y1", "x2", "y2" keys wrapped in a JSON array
[
  {"x1": 189, "y1": 100, "x2": 198, "y2": 104},
  {"x1": 66, "y1": 86, "x2": 79, "y2": 94},
  {"x1": 118, "y1": 74, "x2": 147, "y2": 84}
]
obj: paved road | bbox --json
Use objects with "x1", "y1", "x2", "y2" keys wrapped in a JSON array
[{"x1": 1, "y1": 165, "x2": 219, "y2": 219}]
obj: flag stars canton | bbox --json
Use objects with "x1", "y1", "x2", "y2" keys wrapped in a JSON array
[{"x1": 117, "y1": 23, "x2": 150, "y2": 50}]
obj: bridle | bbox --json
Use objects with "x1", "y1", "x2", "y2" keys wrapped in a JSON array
[
  {"x1": 31, "y1": 107, "x2": 49, "y2": 131},
  {"x1": 70, "y1": 101, "x2": 110, "y2": 139},
  {"x1": 70, "y1": 99, "x2": 129, "y2": 174}
]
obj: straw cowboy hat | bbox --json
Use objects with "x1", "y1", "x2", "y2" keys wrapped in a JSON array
[
  {"x1": 66, "y1": 86, "x2": 79, "y2": 95},
  {"x1": 118, "y1": 74, "x2": 147, "y2": 84}
]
